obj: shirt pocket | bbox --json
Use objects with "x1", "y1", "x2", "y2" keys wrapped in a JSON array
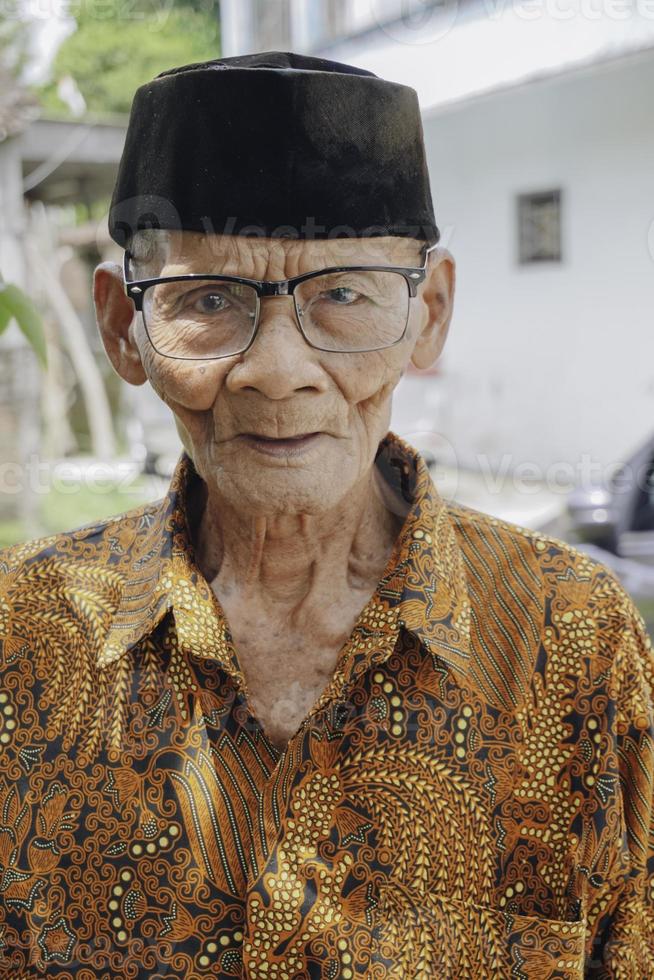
[{"x1": 375, "y1": 887, "x2": 587, "y2": 979}]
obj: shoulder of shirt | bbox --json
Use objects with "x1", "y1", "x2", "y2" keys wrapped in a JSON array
[
  {"x1": 0, "y1": 497, "x2": 165, "y2": 579},
  {"x1": 443, "y1": 497, "x2": 649, "y2": 637}
]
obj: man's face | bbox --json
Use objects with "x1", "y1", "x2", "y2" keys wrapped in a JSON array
[{"x1": 95, "y1": 230, "x2": 454, "y2": 516}]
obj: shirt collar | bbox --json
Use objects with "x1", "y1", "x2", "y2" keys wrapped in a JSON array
[
  {"x1": 98, "y1": 452, "x2": 244, "y2": 682},
  {"x1": 384, "y1": 432, "x2": 473, "y2": 678},
  {"x1": 98, "y1": 432, "x2": 472, "y2": 682}
]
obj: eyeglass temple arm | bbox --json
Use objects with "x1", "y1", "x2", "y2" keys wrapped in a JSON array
[
  {"x1": 421, "y1": 240, "x2": 440, "y2": 267},
  {"x1": 123, "y1": 249, "x2": 133, "y2": 290}
]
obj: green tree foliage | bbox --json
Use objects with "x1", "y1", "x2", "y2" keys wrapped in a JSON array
[{"x1": 35, "y1": 0, "x2": 221, "y2": 117}]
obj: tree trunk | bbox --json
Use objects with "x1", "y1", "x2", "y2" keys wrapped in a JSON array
[{"x1": 24, "y1": 229, "x2": 116, "y2": 459}]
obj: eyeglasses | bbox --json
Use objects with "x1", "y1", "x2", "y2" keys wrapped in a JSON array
[{"x1": 123, "y1": 242, "x2": 438, "y2": 359}]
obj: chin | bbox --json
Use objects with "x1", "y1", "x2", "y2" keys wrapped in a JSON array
[{"x1": 221, "y1": 469, "x2": 348, "y2": 517}]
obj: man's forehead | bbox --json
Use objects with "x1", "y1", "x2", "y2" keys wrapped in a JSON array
[{"x1": 141, "y1": 229, "x2": 424, "y2": 269}]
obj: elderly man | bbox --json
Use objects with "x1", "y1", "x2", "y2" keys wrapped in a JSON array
[{"x1": 0, "y1": 52, "x2": 652, "y2": 979}]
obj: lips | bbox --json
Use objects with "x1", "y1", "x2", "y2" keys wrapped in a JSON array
[
  {"x1": 245, "y1": 432, "x2": 317, "y2": 441},
  {"x1": 238, "y1": 431, "x2": 323, "y2": 458}
]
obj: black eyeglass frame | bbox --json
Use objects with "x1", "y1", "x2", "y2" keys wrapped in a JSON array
[{"x1": 122, "y1": 241, "x2": 439, "y2": 359}]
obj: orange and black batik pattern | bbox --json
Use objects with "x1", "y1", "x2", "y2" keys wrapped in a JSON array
[{"x1": 0, "y1": 433, "x2": 652, "y2": 978}]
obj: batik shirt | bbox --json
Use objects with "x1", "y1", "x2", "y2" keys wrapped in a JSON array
[{"x1": 0, "y1": 432, "x2": 652, "y2": 979}]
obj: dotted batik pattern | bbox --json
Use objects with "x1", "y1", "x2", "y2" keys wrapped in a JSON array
[{"x1": 0, "y1": 432, "x2": 652, "y2": 978}]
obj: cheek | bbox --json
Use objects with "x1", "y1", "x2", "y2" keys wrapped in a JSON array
[
  {"x1": 141, "y1": 344, "x2": 229, "y2": 413},
  {"x1": 135, "y1": 317, "x2": 225, "y2": 411},
  {"x1": 334, "y1": 348, "x2": 408, "y2": 408}
]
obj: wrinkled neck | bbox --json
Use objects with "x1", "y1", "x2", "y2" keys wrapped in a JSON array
[{"x1": 191, "y1": 464, "x2": 404, "y2": 610}]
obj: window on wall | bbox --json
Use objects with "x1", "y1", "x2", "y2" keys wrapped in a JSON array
[{"x1": 517, "y1": 189, "x2": 562, "y2": 264}]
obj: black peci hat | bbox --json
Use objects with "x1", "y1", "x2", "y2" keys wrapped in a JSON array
[{"x1": 108, "y1": 50, "x2": 439, "y2": 248}]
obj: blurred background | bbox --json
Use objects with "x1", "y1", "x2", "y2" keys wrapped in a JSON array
[{"x1": 0, "y1": 0, "x2": 653, "y2": 636}]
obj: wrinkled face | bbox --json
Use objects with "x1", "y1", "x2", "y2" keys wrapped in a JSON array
[{"x1": 106, "y1": 230, "x2": 452, "y2": 516}]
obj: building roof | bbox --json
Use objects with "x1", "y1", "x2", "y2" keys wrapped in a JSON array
[{"x1": 318, "y1": 6, "x2": 654, "y2": 114}]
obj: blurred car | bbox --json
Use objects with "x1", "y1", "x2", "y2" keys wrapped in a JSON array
[
  {"x1": 567, "y1": 433, "x2": 654, "y2": 562},
  {"x1": 566, "y1": 433, "x2": 654, "y2": 638}
]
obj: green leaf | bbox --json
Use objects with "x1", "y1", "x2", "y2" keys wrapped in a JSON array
[
  {"x1": 0, "y1": 284, "x2": 47, "y2": 368},
  {"x1": 0, "y1": 290, "x2": 13, "y2": 335}
]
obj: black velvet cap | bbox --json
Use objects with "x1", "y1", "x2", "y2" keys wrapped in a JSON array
[{"x1": 108, "y1": 51, "x2": 439, "y2": 248}]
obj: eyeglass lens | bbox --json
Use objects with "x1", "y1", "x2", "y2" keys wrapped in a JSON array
[{"x1": 141, "y1": 270, "x2": 410, "y2": 358}]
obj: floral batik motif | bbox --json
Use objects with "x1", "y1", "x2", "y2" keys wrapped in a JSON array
[{"x1": 0, "y1": 433, "x2": 652, "y2": 978}]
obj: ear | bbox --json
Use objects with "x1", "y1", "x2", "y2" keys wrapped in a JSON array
[
  {"x1": 410, "y1": 246, "x2": 456, "y2": 371},
  {"x1": 93, "y1": 261, "x2": 147, "y2": 385}
]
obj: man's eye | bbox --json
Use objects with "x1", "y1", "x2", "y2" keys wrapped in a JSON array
[
  {"x1": 323, "y1": 287, "x2": 362, "y2": 304},
  {"x1": 192, "y1": 292, "x2": 229, "y2": 314}
]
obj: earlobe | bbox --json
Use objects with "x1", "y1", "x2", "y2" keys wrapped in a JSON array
[
  {"x1": 93, "y1": 262, "x2": 147, "y2": 386},
  {"x1": 410, "y1": 248, "x2": 456, "y2": 372}
]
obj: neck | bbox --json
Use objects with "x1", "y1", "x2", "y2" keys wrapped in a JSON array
[{"x1": 190, "y1": 465, "x2": 404, "y2": 612}]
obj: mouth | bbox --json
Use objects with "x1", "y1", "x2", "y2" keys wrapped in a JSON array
[{"x1": 238, "y1": 431, "x2": 323, "y2": 458}]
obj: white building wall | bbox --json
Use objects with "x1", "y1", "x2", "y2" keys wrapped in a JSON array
[
  {"x1": 391, "y1": 50, "x2": 654, "y2": 479},
  {"x1": 216, "y1": 1, "x2": 654, "y2": 478}
]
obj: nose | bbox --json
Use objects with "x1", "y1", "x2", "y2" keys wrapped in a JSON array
[{"x1": 225, "y1": 295, "x2": 328, "y2": 399}]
